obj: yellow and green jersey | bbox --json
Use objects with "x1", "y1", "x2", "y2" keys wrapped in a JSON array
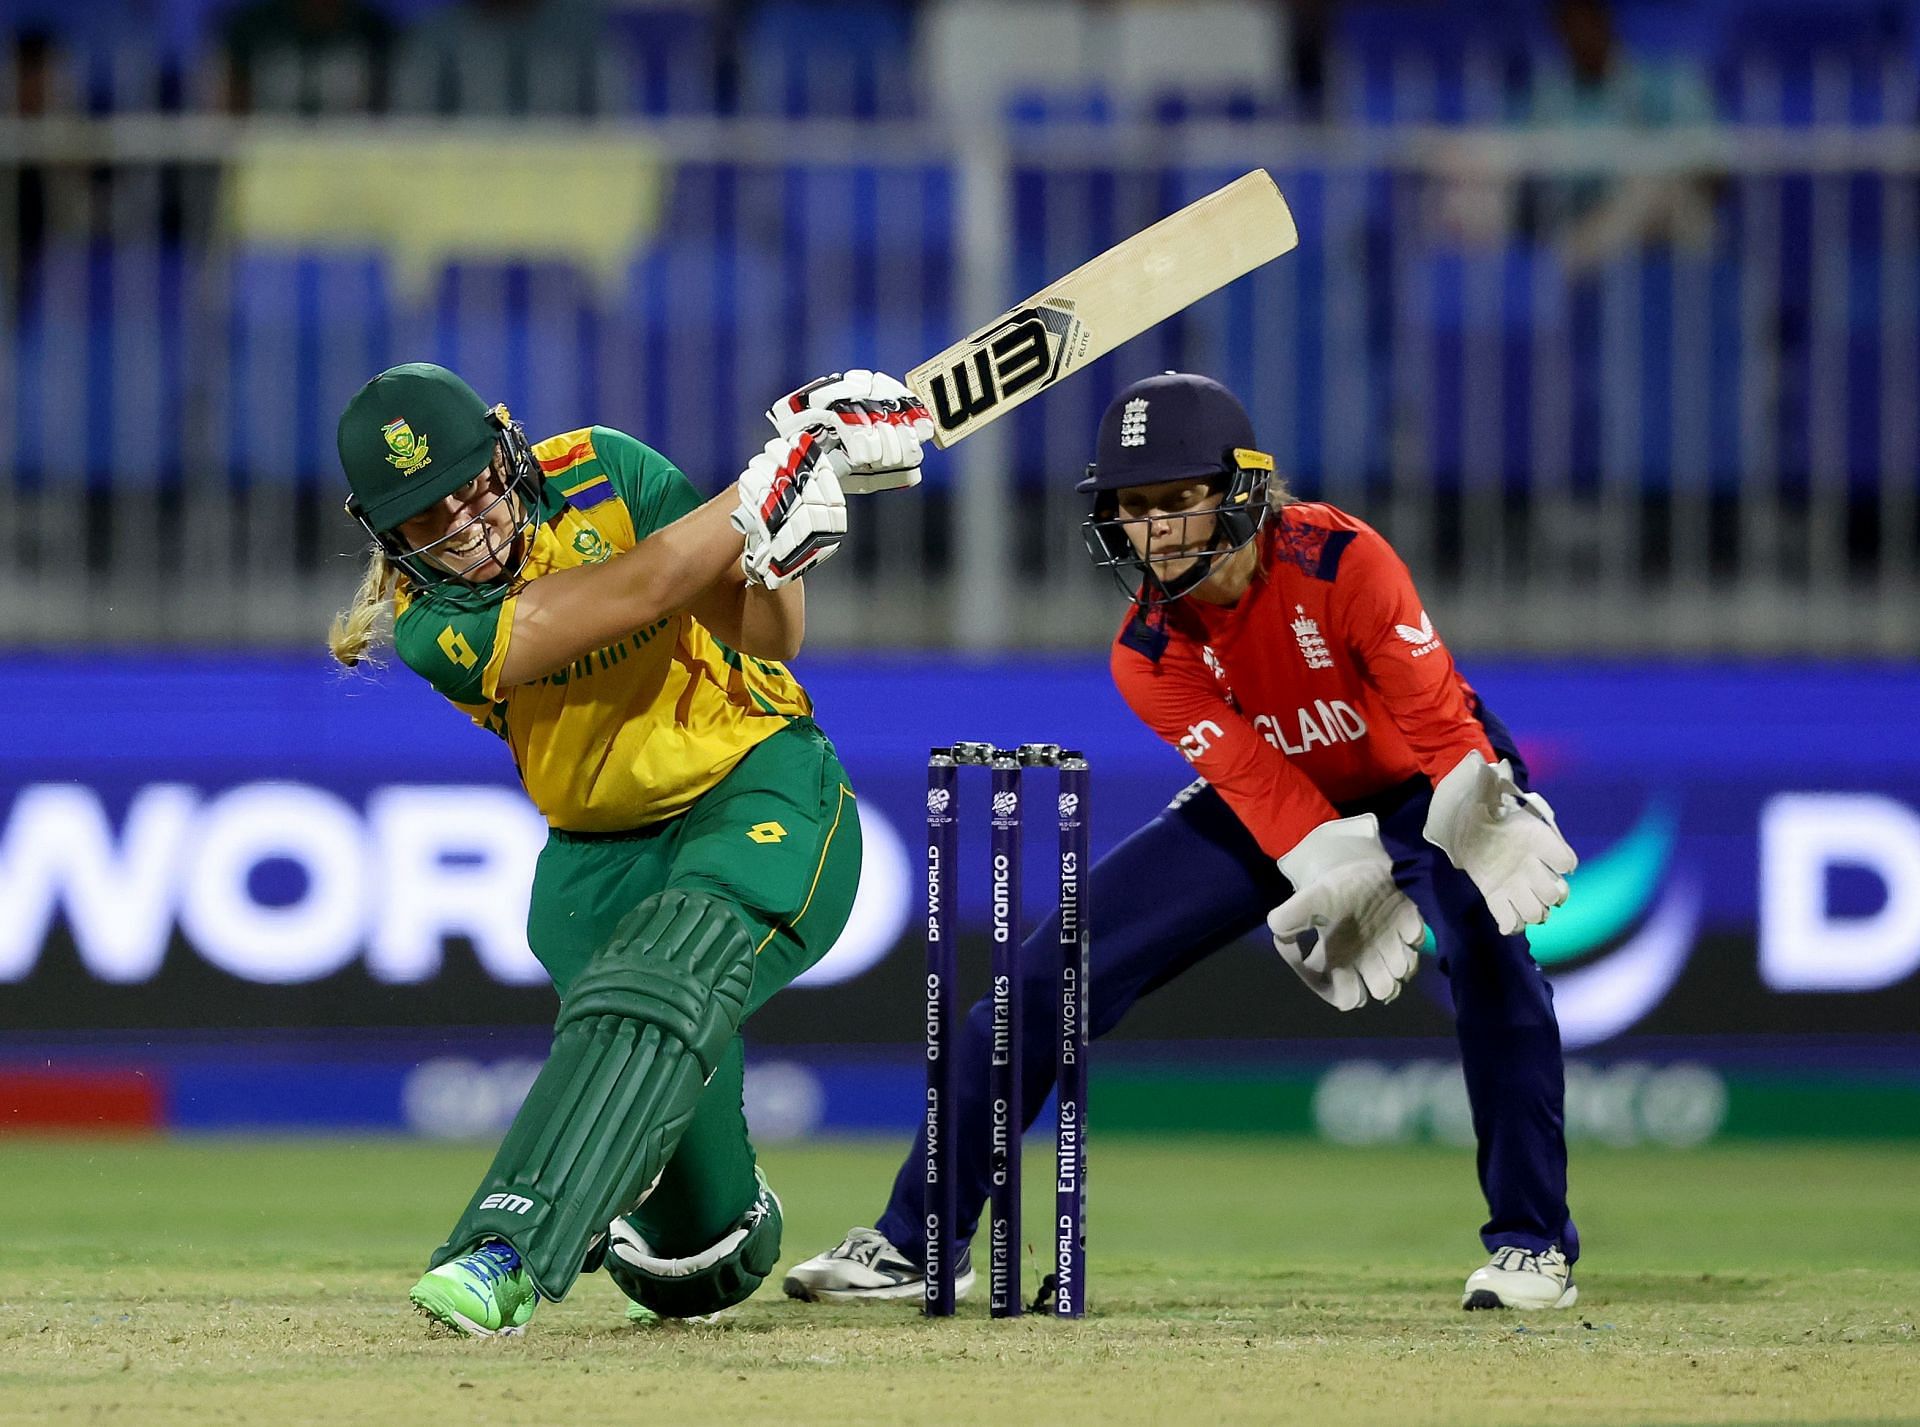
[{"x1": 392, "y1": 425, "x2": 811, "y2": 832}]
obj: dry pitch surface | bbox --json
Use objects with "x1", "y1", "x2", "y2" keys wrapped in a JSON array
[{"x1": 2, "y1": 1137, "x2": 1915, "y2": 1427}]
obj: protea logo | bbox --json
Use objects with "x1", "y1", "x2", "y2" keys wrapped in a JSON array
[
  {"x1": 571, "y1": 527, "x2": 612, "y2": 564},
  {"x1": 1427, "y1": 804, "x2": 1700, "y2": 1047},
  {"x1": 381, "y1": 417, "x2": 431, "y2": 475}
]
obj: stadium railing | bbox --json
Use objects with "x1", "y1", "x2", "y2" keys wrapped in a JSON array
[{"x1": 0, "y1": 63, "x2": 1915, "y2": 652}]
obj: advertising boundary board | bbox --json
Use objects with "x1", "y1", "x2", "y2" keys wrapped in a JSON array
[{"x1": 2, "y1": 655, "x2": 1918, "y2": 1058}]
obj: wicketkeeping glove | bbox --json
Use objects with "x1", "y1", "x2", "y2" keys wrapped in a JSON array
[
  {"x1": 1268, "y1": 815, "x2": 1424, "y2": 1013},
  {"x1": 731, "y1": 428, "x2": 849, "y2": 589},
  {"x1": 767, "y1": 369, "x2": 934, "y2": 494},
  {"x1": 1422, "y1": 749, "x2": 1578, "y2": 936}
]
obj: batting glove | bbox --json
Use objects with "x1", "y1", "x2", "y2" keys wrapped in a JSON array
[
  {"x1": 1269, "y1": 815, "x2": 1424, "y2": 1013},
  {"x1": 732, "y1": 428, "x2": 849, "y2": 589},
  {"x1": 1422, "y1": 749, "x2": 1578, "y2": 936},
  {"x1": 767, "y1": 369, "x2": 933, "y2": 494}
]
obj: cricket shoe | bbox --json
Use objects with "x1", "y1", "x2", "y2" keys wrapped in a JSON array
[
  {"x1": 410, "y1": 1240, "x2": 538, "y2": 1337},
  {"x1": 1462, "y1": 1245, "x2": 1578, "y2": 1310},
  {"x1": 781, "y1": 1227, "x2": 975, "y2": 1303}
]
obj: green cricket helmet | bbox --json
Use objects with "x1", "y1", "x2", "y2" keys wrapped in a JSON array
[{"x1": 337, "y1": 362, "x2": 541, "y2": 588}]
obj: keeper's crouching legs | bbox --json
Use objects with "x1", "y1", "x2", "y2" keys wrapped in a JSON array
[{"x1": 427, "y1": 889, "x2": 756, "y2": 1301}]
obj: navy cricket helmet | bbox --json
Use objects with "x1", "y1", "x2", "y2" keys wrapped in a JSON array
[{"x1": 1078, "y1": 372, "x2": 1275, "y2": 601}]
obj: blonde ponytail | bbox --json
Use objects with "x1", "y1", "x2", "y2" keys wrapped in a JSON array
[{"x1": 328, "y1": 547, "x2": 401, "y2": 668}]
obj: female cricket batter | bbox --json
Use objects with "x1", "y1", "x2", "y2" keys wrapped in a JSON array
[
  {"x1": 331, "y1": 362, "x2": 929, "y2": 1336},
  {"x1": 786, "y1": 372, "x2": 1583, "y2": 1312}
]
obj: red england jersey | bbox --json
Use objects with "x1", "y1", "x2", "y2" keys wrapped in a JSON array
[{"x1": 1109, "y1": 501, "x2": 1496, "y2": 860}]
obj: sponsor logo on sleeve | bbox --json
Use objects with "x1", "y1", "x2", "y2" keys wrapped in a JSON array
[
  {"x1": 1395, "y1": 609, "x2": 1441, "y2": 657},
  {"x1": 1178, "y1": 719, "x2": 1224, "y2": 762},
  {"x1": 437, "y1": 626, "x2": 479, "y2": 669}
]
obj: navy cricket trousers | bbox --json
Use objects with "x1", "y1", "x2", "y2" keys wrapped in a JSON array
[{"x1": 873, "y1": 719, "x2": 1579, "y2": 1265}]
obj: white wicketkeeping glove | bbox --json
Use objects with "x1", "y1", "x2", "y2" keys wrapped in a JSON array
[
  {"x1": 731, "y1": 428, "x2": 849, "y2": 589},
  {"x1": 767, "y1": 369, "x2": 934, "y2": 494},
  {"x1": 1268, "y1": 814, "x2": 1425, "y2": 1013},
  {"x1": 1422, "y1": 749, "x2": 1578, "y2": 936}
]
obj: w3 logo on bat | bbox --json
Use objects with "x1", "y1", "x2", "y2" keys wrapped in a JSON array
[
  {"x1": 904, "y1": 171, "x2": 1299, "y2": 451},
  {"x1": 919, "y1": 299, "x2": 1089, "y2": 436}
]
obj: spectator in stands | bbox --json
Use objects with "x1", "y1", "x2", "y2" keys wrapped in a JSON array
[
  {"x1": 393, "y1": 0, "x2": 610, "y2": 117},
  {"x1": 1429, "y1": 0, "x2": 1718, "y2": 271},
  {"x1": 5, "y1": 27, "x2": 73, "y2": 296},
  {"x1": 1284, "y1": 0, "x2": 1332, "y2": 122},
  {"x1": 1524, "y1": 0, "x2": 1719, "y2": 271},
  {"x1": 220, "y1": 0, "x2": 396, "y2": 114}
]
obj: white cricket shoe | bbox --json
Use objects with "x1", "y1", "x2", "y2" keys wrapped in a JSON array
[
  {"x1": 1462, "y1": 1245, "x2": 1578, "y2": 1310},
  {"x1": 781, "y1": 1227, "x2": 975, "y2": 1303}
]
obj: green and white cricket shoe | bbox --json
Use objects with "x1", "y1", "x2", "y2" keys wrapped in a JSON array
[
  {"x1": 1462, "y1": 1245, "x2": 1578, "y2": 1310},
  {"x1": 410, "y1": 1240, "x2": 538, "y2": 1337},
  {"x1": 781, "y1": 1227, "x2": 974, "y2": 1303}
]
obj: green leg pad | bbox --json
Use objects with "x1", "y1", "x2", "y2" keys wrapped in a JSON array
[
  {"x1": 428, "y1": 890, "x2": 756, "y2": 1300},
  {"x1": 606, "y1": 1171, "x2": 783, "y2": 1318}
]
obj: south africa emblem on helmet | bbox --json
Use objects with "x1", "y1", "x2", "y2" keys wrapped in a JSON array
[
  {"x1": 381, "y1": 418, "x2": 432, "y2": 475},
  {"x1": 571, "y1": 527, "x2": 612, "y2": 564}
]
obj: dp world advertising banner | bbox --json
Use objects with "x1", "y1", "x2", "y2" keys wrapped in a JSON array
[{"x1": 3, "y1": 655, "x2": 1920, "y2": 1064}]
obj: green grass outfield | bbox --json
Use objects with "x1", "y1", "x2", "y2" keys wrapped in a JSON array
[{"x1": 2, "y1": 1136, "x2": 1916, "y2": 1427}]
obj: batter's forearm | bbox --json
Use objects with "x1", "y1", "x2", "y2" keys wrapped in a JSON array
[
  {"x1": 733, "y1": 581, "x2": 806, "y2": 661},
  {"x1": 687, "y1": 569, "x2": 806, "y2": 662},
  {"x1": 496, "y1": 488, "x2": 747, "y2": 688}
]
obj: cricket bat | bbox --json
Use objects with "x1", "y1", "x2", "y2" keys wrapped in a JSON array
[{"x1": 906, "y1": 169, "x2": 1298, "y2": 447}]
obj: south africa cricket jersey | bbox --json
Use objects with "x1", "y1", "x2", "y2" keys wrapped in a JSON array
[
  {"x1": 393, "y1": 426, "x2": 811, "y2": 832},
  {"x1": 1110, "y1": 502, "x2": 1497, "y2": 860}
]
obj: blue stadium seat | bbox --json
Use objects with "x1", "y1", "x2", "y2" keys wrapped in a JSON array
[
  {"x1": 737, "y1": 0, "x2": 916, "y2": 120},
  {"x1": 1605, "y1": 0, "x2": 1730, "y2": 59},
  {"x1": 1717, "y1": 0, "x2": 1910, "y2": 123},
  {"x1": 226, "y1": 250, "x2": 394, "y2": 485},
  {"x1": 604, "y1": 5, "x2": 721, "y2": 116},
  {"x1": 1330, "y1": 1, "x2": 1536, "y2": 124}
]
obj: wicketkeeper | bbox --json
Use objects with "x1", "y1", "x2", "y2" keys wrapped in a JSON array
[
  {"x1": 786, "y1": 372, "x2": 1583, "y2": 1312},
  {"x1": 332, "y1": 363, "x2": 929, "y2": 1335}
]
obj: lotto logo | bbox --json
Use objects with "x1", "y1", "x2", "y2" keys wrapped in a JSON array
[
  {"x1": 992, "y1": 791, "x2": 1019, "y2": 818},
  {"x1": 1058, "y1": 793, "x2": 1080, "y2": 819},
  {"x1": 927, "y1": 787, "x2": 952, "y2": 814}
]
